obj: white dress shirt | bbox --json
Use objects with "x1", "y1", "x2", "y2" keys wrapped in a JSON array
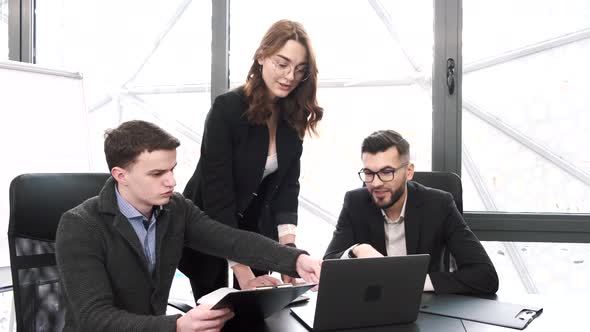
[{"x1": 342, "y1": 186, "x2": 434, "y2": 291}]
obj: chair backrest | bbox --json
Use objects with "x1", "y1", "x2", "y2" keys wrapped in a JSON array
[
  {"x1": 411, "y1": 171, "x2": 463, "y2": 272},
  {"x1": 8, "y1": 173, "x2": 110, "y2": 332},
  {"x1": 411, "y1": 171, "x2": 463, "y2": 214}
]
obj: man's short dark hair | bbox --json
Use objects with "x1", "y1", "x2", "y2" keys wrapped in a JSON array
[
  {"x1": 361, "y1": 130, "x2": 410, "y2": 160},
  {"x1": 104, "y1": 120, "x2": 180, "y2": 170}
]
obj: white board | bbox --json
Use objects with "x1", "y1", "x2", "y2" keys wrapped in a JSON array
[{"x1": 0, "y1": 60, "x2": 91, "y2": 266}]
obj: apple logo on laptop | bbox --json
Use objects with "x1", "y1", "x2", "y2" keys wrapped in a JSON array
[{"x1": 364, "y1": 285, "x2": 382, "y2": 302}]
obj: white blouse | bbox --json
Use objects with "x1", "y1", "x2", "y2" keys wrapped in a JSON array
[{"x1": 262, "y1": 153, "x2": 278, "y2": 179}]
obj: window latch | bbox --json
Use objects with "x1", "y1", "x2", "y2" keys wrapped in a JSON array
[{"x1": 446, "y1": 58, "x2": 455, "y2": 95}]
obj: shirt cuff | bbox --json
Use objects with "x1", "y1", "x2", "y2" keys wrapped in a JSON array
[
  {"x1": 277, "y1": 224, "x2": 297, "y2": 238},
  {"x1": 341, "y1": 244, "x2": 359, "y2": 259},
  {"x1": 423, "y1": 274, "x2": 435, "y2": 292}
]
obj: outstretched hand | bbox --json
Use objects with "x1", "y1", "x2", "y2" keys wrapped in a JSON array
[
  {"x1": 239, "y1": 274, "x2": 283, "y2": 289},
  {"x1": 295, "y1": 254, "x2": 322, "y2": 288}
]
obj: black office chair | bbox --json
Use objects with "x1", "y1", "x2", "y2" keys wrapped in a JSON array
[
  {"x1": 412, "y1": 171, "x2": 463, "y2": 214},
  {"x1": 411, "y1": 171, "x2": 463, "y2": 272},
  {"x1": 8, "y1": 173, "x2": 193, "y2": 331},
  {"x1": 8, "y1": 173, "x2": 110, "y2": 332}
]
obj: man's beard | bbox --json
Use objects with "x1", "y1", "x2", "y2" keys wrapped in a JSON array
[{"x1": 371, "y1": 181, "x2": 406, "y2": 209}]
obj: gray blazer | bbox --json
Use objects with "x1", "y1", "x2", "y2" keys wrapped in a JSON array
[{"x1": 56, "y1": 177, "x2": 305, "y2": 331}]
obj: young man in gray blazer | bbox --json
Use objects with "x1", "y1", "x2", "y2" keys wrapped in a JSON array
[
  {"x1": 324, "y1": 130, "x2": 498, "y2": 295},
  {"x1": 55, "y1": 120, "x2": 321, "y2": 332}
]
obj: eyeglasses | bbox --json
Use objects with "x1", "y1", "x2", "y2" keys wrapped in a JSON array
[
  {"x1": 358, "y1": 163, "x2": 409, "y2": 183},
  {"x1": 269, "y1": 57, "x2": 310, "y2": 82}
]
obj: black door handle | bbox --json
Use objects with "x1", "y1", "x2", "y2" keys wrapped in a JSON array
[{"x1": 446, "y1": 58, "x2": 455, "y2": 95}]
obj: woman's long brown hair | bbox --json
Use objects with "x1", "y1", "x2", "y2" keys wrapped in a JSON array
[{"x1": 243, "y1": 19, "x2": 323, "y2": 139}]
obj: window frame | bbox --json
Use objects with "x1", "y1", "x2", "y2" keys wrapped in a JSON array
[{"x1": 7, "y1": 0, "x2": 32, "y2": 62}]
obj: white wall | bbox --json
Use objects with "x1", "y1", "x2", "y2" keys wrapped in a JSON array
[{"x1": 1, "y1": 61, "x2": 91, "y2": 266}]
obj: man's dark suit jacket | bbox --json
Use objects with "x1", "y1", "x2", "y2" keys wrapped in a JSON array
[
  {"x1": 55, "y1": 177, "x2": 306, "y2": 332},
  {"x1": 324, "y1": 181, "x2": 499, "y2": 295},
  {"x1": 180, "y1": 88, "x2": 303, "y2": 298}
]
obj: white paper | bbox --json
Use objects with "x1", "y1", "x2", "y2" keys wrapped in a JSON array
[{"x1": 197, "y1": 287, "x2": 238, "y2": 306}]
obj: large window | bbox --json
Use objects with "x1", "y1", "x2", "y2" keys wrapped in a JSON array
[
  {"x1": 463, "y1": 0, "x2": 590, "y2": 294},
  {"x1": 7, "y1": 0, "x2": 589, "y2": 296},
  {"x1": 34, "y1": 0, "x2": 212, "y2": 190},
  {"x1": 0, "y1": 0, "x2": 7, "y2": 60},
  {"x1": 462, "y1": 0, "x2": 590, "y2": 214}
]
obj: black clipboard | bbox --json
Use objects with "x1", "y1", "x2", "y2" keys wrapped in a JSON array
[
  {"x1": 419, "y1": 294, "x2": 543, "y2": 329},
  {"x1": 202, "y1": 284, "x2": 315, "y2": 322}
]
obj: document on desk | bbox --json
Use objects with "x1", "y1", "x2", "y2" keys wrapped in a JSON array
[
  {"x1": 197, "y1": 284, "x2": 315, "y2": 321},
  {"x1": 198, "y1": 287, "x2": 239, "y2": 306},
  {"x1": 420, "y1": 294, "x2": 542, "y2": 330}
]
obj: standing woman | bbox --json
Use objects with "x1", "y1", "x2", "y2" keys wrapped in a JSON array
[{"x1": 180, "y1": 19, "x2": 323, "y2": 300}]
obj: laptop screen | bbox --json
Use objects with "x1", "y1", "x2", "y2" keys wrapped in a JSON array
[{"x1": 291, "y1": 254, "x2": 430, "y2": 331}]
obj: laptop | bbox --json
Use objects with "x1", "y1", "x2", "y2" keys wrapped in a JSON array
[{"x1": 291, "y1": 254, "x2": 430, "y2": 331}]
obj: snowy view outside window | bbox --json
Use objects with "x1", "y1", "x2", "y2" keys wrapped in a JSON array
[{"x1": 462, "y1": 0, "x2": 590, "y2": 294}]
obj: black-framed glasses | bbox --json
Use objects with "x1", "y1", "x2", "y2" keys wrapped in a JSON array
[
  {"x1": 269, "y1": 57, "x2": 310, "y2": 82},
  {"x1": 357, "y1": 163, "x2": 409, "y2": 183}
]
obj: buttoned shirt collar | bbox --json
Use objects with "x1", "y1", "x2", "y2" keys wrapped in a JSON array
[
  {"x1": 115, "y1": 186, "x2": 162, "y2": 221},
  {"x1": 381, "y1": 184, "x2": 408, "y2": 224}
]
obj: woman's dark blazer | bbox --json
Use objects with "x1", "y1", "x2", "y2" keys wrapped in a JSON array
[{"x1": 179, "y1": 88, "x2": 303, "y2": 298}]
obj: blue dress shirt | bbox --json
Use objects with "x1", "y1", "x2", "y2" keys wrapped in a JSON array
[{"x1": 115, "y1": 186, "x2": 161, "y2": 276}]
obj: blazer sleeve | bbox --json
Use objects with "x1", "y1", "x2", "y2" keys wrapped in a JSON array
[
  {"x1": 323, "y1": 192, "x2": 357, "y2": 259},
  {"x1": 429, "y1": 195, "x2": 499, "y2": 295},
  {"x1": 198, "y1": 95, "x2": 240, "y2": 228},
  {"x1": 182, "y1": 198, "x2": 306, "y2": 277},
  {"x1": 56, "y1": 211, "x2": 179, "y2": 331},
  {"x1": 272, "y1": 145, "x2": 302, "y2": 226}
]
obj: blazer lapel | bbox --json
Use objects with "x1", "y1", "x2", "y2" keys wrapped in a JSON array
[
  {"x1": 404, "y1": 182, "x2": 421, "y2": 255},
  {"x1": 112, "y1": 214, "x2": 151, "y2": 271},
  {"x1": 245, "y1": 124, "x2": 268, "y2": 186},
  {"x1": 154, "y1": 208, "x2": 171, "y2": 283},
  {"x1": 275, "y1": 115, "x2": 300, "y2": 181},
  {"x1": 99, "y1": 177, "x2": 152, "y2": 277},
  {"x1": 363, "y1": 191, "x2": 388, "y2": 255}
]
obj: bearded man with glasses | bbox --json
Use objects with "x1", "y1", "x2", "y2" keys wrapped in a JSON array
[{"x1": 324, "y1": 130, "x2": 499, "y2": 295}]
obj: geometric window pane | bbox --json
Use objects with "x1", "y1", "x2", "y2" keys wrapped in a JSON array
[
  {"x1": 0, "y1": 290, "x2": 13, "y2": 331},
  {"x1": 34, "y1": 0, "x2": 211, "y2": 191},
  {"x1": 0, "y1": 0, "x2": 7, "y2": 60},
  {"x1": 463, "y1": 0, "x2": 590, "y2": 213},
  {"x1": 483, "y1": 241, "x2": 590, "y2": 294}
]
